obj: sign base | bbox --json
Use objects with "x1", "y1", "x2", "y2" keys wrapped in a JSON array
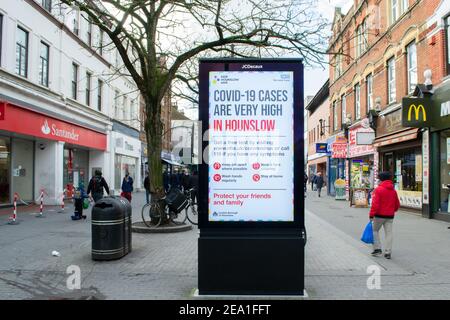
[
  {"x1": 198, "y1": 233, "x2": 304, "y2": 296},
  {"x1": 192, "y1": 288, "x2": 308, "y2": 300}
]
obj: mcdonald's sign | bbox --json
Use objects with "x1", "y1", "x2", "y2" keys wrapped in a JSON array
[{"x1": 402, "y1": 98, "x2": 431, "y2": 128}]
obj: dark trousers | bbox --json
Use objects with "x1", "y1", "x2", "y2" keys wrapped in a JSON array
[{"x1": 74, "y1": 198, "x2": 83, "y2": 217}]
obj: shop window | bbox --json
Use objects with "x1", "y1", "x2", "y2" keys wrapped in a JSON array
[
  {"x1": 439, "y1": 131, "x2": 450, "y2": 213},
  {"x1": 392, "y1": 148, "x2": 422, "y2": 192},
  {"x1": 0, "y1": 137, "x2": 11, "y2": 204}
]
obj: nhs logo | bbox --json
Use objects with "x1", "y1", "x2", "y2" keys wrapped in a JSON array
[{"x1": 441, "y1": 101, "x2": 450, "y2": 117}]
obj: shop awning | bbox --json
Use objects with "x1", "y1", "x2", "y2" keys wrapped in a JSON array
[
  {"x1": 307, "y1": 155, "x2": 328, "y2": 166},
  {"x1": 162, "y1": 158, "x2": 184, "y2": 166},
  {"x1": 373, "y1": 128, "x2": 419, "y2": 148}
]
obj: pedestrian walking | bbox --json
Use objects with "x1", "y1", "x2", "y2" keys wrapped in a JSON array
[
  {"x1": 189, "y1": 170, "x2": 199, "y2": 204},
  {"x1": 163, "y1": 169, "x2": 170, "y2": 193},
  {"x1": 315, "y1": 172, "x2": 324, "y2": 197},
  {"x1": 121, "y1": 172, "x2": 134, "y2": 203},
  {"x1": 170, "y1": 170, "x2": 180, "y2": 190},
  {"x1": 369, "y1": 171, "x2": 400, "y2": 259},
  {"x1": 181, "y1": 170, "x2": 190, "y2": 192},
  {"x1": 87, "y1": 170, "x2": 110, "y2": 203},
  {"x1": 304, "y1": 172, "x2": 308, "y2": 196},
  {"x1": 310, "y1": 173, "x2": 315, "y2": 191},
  {"x1": 144, "y1": 171, "x2": 151, "y2": 204}
]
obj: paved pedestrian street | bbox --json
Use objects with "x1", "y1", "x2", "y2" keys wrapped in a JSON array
[{"x1": 0, "y1": 191, "x2": 449, "y2": 299}]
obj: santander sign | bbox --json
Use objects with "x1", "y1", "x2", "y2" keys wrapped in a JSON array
[{"x1": 41, "y1": 119, "x2": 80, "y2": 142}]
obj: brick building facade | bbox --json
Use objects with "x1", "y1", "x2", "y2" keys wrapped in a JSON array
[{"x1": 326, "y1": 0, "x2": 450, "y2": 217}]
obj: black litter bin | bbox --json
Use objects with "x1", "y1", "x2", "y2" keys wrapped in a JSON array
[
  {"x1": 115, "y1": 196, "x2": 132, "y2": 254},
  {"x1": 91, "y1": 197, "x2": 126, "y2": 261}
]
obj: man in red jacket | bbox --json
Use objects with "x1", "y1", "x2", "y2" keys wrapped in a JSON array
[{"x1": 369, "y1": 171, "x2": 400, "y2": 259}]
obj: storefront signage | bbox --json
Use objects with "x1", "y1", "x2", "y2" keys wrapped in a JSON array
[
  {"x1": 207, "y1": 67, "x2": 296, "y2": 222},
  {"x1": 0, "y1": 102, "x2": 5, "y2": 120},
  {"x1": 316, "y1": 143, "x2": 328, "y2": 153},
  {"x1": 0, "y1": 103, "x2": 106, "y2": 150},
  {"x1": 376, "y1": 108, "x2": 403, "y2": 137},
  {"x1": 422, "y1": 130, "x2": 429, "y2": 204},
  {"x1": 348, "y1": 126, "x2": 375, "y2": 158},
  {"x1": 331, "y1": 143, "x2": 347, "y2": 158},
  {"x1": 402, "y1": 98, "x2": 430, "y2": 128}
]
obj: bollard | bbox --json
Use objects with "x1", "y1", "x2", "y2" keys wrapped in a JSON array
[
  {"x1": 58, "y1": 190, "x2": 66, "y2": 213},
  {"x1": 8, "y1": 193, "x2": 19, "y2": 225},
  {"x1": 36, "y1": 190, "x2": 46, "y2": 218}
]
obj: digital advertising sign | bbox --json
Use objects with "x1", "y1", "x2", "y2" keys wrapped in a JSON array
[{"x1": 198, "y1": 59, "x2": 304, "y2": 229}]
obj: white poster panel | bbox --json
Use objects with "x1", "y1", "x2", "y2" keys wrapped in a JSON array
[{"x1": 208, "y1": 71, "x2": 294, "y2": 222}]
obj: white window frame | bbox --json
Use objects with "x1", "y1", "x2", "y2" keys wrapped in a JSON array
[
  {"x1": 407, "y1": 42, "x2": 417, "y2": 94},
  {"x1": 391, "y1": 0, "x2": 399, "y2": 24},
  {"x1": 387, "y1": 57, "x2": 396, "y2": 104},
  {"x1": 16, "y1": 26, "x2": 29, "y2": 77},
  {"x1": 333, "y1": 101, "x2": 338, "y2": 131},
  {"x1": 366, "y1": 74, "x2": 373, "y2": 110},
  {"x1": 85, "y1": 71, "x2": 92, "y2": 106},
  {"x1": 355, "y1": 84, "x2": 361, "y2": 120},
  {"x1": 114, "y1": 90, "x2": 120, "y2": 119},
  {"x1": 97, "y1": 79, "x2": 103, "y2": 111},
  {"x1": 341, "y1": 94, "x2": 346, "y2": 126},
  {"x1": 39, "y1": 41, "x2": 50, "y2": 87},
  {"x1": 71, "y1": 63, "x2": 79, "y2": 100}
]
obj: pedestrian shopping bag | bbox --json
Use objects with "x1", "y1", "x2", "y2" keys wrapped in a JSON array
[
  {"x1": 361, "y1": 221, "x2": 374, "y2": 244},
  {"x1": 82, "y1": 198, "x2": 90, "y2": 209}
]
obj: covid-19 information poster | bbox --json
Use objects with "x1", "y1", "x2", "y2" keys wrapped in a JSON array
[{"x1": 208, "y1": 71, "x2": 294, "y2": 222}]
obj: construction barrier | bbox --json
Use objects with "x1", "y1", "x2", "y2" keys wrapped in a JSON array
[
  {"x1": 36, "y1": 189, "x2": 49, "y2": 218},
  {"x1": 58, "y1": 190, "x2": 66, "y2": 213}
]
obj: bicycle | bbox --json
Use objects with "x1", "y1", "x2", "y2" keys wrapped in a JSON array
[
  {"x1": 141, "y1": 191, "x2": 187, "y2": 228},
  {"x1": 183, "y1": 188, "x2": 198, "y2": 225}
]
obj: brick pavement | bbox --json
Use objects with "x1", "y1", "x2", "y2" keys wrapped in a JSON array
[{"x1": 0, "y1": 191, "x2": 449, "y2": 299}]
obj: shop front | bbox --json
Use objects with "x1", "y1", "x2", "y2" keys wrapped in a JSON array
[
  {"x1": 112, "y1": 123, "x2": 142, "y2": 194},
  {"x1": 347, "y1": 123, "x2": 376, "y2": 207},
  {"x1": 327, "y1": 135, "x2": 346, "y2": 196},
  {"x1": 373, "y1": 107, "x2": 422, "y2": 210},
  {"x1": 0, "y1": 101, "x2": 107, "y2": 205}
]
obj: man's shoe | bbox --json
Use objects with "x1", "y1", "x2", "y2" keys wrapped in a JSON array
[
  {"x1": 371, "y1": 249, "x2": 382, "y2": 256},
  {"x1": 384, "y1": 253, "x2": 391, "y2": 259}
]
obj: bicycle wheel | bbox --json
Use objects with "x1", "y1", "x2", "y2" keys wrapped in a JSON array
[
  {"x1": 186, "y1": 203, "x2": 198, "y2": 225},
  {"x1": 141, "y1": 202, "x2": 162, "y2": 228},
  {"x1": 170, "y1": 208, "x2": 187, "y2": 225}
]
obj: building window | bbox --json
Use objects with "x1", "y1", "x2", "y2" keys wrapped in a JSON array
[
  {"x1": 123, "y1": 96, "x2": 128, "y2": 121},
  {"x1": 356, "y1": 19, "x2": 368, "y2": 57},
  {"x1": 387, "y1": 57, "x2": 396, "y2": 104},
  {"x1": 72, "y1": 63, "x2": 78, "y2": 100},
  {"x1": 341, "y1": 94, "x2": 346, "y2": 126},
  {"x1": 73, "y1": 9, "x2": 79, "y2": 35},
  {"x1": 97, "y1": 79, "x2": 103, "y2": 111},
  {"x1": 446, "y1": 15, "x2": 450, "y2": 75},
  {"x1": 334, "y1": 54, "x2": 342, "y2": 80},
  {"x1": 333, "y1": 101, "x2": 338, "y2": 131},
  {"x1": 41, "y1": 0, "x2": 52, "y2": 13},
  {"x1": 355, "y1": 84, "x2": 361, "y2": 120},
  {"x1": 0, "y1": 15, "x2": 3, "y2": 66},
  {"x1": 39, "y1": 42, "x2": 50, "y2": 87},
  {"x1": 366, "y1": 74, "x2": 373, "y2": 111},
  {"x1": 16, "y1": 27, "x2": 29, "y2": 77},
  {"x1": 87, "y1": 17, "x2": 93, "y2": 47},
  {"x1": 99, "y1": 30, "x2": 104, "y2": 55},
  {"x1": 390, "y1": 0, "x2": 409, "y2": 24},
  {"x1": 114, "y1": 90, "x2": 120, "y2": 118},
  {"x1": 406, "y1": 42, "x2": 417, "y2": 94},
  {"x1": 85, "y1": 72, "x2": 92, "y2": 106}
]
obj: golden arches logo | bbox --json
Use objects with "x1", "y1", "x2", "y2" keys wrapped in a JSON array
[{"x1": 407, "y1": 104, "x2": 427, "y2": 121}]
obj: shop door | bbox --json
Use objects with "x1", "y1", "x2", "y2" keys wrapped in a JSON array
[{"x1": 12, "y1": 139, "x2": 34, "y2": 201}]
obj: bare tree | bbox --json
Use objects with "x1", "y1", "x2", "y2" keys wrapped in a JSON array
[{"x1": 58, "y1": 0, "x2": 329, "y2": 197}]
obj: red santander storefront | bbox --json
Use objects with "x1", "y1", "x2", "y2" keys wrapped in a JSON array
[{"x1": 0, "y1": 101, "x2": 107, "y2": 205}]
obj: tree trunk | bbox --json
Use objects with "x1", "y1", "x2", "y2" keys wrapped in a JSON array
[{"x1": 145, "y1": 98, "x2": 169, "y2": 225}]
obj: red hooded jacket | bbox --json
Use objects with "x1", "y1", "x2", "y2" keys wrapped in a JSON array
[{"x1": 369, "y1": 180, "x2": 400, "y2": 219}]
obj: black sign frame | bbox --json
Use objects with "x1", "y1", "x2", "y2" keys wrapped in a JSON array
[{"x1": 198, "y1": 58, "x2": 304, "y2": 231}]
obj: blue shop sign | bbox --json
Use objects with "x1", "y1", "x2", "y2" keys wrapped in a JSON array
[{"x1": 316, "y1": 143, "x2": 328, "y2": 154}]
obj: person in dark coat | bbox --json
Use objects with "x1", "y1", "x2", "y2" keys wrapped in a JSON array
[
  {"x1": 163, "y1": 169, "x2": 170, "y2": 193},
  {"x1": 304, "y1": 172, "x2": 308, "y2": 195},
  {"x1": 181, "y1": 170, "x2": 190, "y2": 192},
  {"x1": 188, "y1": 170, "x2": 199, "y2": 204},
  {"x1": 144, "y1": 171, "x2": 150, "y2": 204},
  {"x1": 87, "y1": 170, "x2": 110, "y2": 203},
  {"x1": 315, "y1": 172, "x2": 324, "y2": 197},
  {"x1": 310, "y1": 173, "x2": 315, "y2": 191},
  {"x1": 170, "y1": 170, "x2": 180, "y2": 190},
  {"x1": 121, "y1": 172, "x2": 134, "y2": 203}
]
